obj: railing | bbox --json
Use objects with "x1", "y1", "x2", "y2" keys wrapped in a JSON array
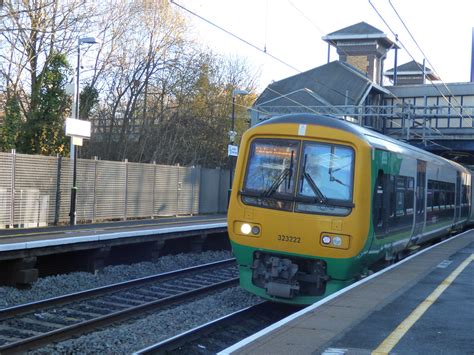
[
  {"x1": 0, "y1": 152, "x2": 229, "y2": 228},
  {"x1": 251, "y1": 104, "x2": 474, "y2": 141}
]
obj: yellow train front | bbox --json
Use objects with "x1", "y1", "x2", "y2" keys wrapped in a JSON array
[
  {"x1": 228, "y1": 113, "x2": 471, "y2": 305},
  {"x1": 228, "y1": 114, "x2": 374, "y2": 305}
]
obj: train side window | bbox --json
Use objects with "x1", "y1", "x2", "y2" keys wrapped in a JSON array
[
  {"x1": 405, "y1": 177, "x2": 415, "y2": 215},
  {"x1": 439, "y1": 188, "x2": 446, "y2": 210},
  {"x1": 374, "y1": 172, "x2": 414, "y2": 238},
  {"x1": 462, "y1": 184, "x2": 468, "y2": 204},
  {"x1": 449, "y1": 183, "x2": 455, "y2": 207},
  {"x1": 395, "y1": 176, "x2": 406, "y2": 217},
  {"x1": 388, "y1": 175, "x2": 396, "y2": 219},
  {"x1": 427, "y1": 181, "x2": 433, "y2": 211},
  {"x1": 433, "y1": 181, "x2": 440, "y2": 210},
  {"x1": 373, "y1": 170, "x2": 384, "y2": 232}
]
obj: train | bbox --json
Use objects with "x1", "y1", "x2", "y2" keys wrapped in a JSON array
[{"x1": 227, "y1": 113, "x2": 473, "y2": 305}]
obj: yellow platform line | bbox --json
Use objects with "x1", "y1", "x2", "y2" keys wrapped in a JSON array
[{"x1": 372, "y1": 253, "x2": 474, "y2": 355}]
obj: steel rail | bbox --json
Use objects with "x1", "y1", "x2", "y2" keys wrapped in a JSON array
[
  {"x1": 134, "y1": 301, "x2": 299, "y2": 354},
  {"x1": 0, "y1": 258, "x2": 236, "y2": 321},
  {"x1": 0, "y1": 259, "x2": 238, "y2": 354},
  {"x1": 134, "y1": 302, "x2": 271, "y2": 354}
]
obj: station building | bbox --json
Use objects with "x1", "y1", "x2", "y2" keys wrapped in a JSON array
[{"x1": 251, "y1": 22, "x2": 474, "y2": 166}]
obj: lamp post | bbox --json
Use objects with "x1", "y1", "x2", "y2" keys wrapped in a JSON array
[
  {"x1": 69, "y1": 36, "x2": 99, "y2": 226},
  {"x1": 228, "y1": 89, "x2": 249, "y2": 205}
]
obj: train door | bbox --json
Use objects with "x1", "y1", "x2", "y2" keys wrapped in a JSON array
[
  {"x1": 454, "y1": 171, "x2": 461, "y2": 224},
  {"x1": 412, "y1": 160, "x2": 426, "y2": 239}
]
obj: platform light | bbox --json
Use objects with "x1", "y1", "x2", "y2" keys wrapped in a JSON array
[{"x1": 69, "y1": 36, "x2": 99, "y2": 226}]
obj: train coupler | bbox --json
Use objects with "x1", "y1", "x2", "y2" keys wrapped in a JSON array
[{"x1": 251, "y1": 251, "x2": 328, "y2": 299}]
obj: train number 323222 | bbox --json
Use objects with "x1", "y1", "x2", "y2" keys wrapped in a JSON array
[{"x1": 277, "y1": 234, "x2": 301, "y2": 243}]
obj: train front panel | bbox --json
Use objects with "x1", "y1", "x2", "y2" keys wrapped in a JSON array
[{"x1": 228, "y1": 119, "x2": 374, "y2": 304}]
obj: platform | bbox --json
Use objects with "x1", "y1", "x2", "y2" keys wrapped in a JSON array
[
  {"x1": 0, "y1": 214, "x2": 228, "y2": 285},
  {"x1": 0, "y1": 215, "x2": 226, "y2": 253},
  {"x1": 221, "y1": 230, "x2": 474, "y2": 354}
]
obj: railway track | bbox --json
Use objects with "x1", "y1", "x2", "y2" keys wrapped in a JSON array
[
  {"x1": 135, "y1": 301, "x2": 298, "y2": 354},
  {"x1": 0, "y1": 259, "x2": 238, "y2": 354}
]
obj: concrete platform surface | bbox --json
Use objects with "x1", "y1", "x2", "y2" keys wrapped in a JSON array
[
  {"x1": 220, "y1": 230, "x2": 474, "y2": 355},
  {"x1": 0, "y1": 214, "x2": 226, "y2": 251}
]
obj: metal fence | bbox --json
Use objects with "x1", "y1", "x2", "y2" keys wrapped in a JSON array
[{"x1": 0, "y1": 152, "x2": 229, "y2": 228}]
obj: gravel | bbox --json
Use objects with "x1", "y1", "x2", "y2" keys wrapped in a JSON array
[
  {"x1": 30, "y1": 287, "x2": 261, "y2": 354},
  {"x1": 0, "y1": 250, "x2": 233, "y2": 309},
  {"x1": 1, "y1": 250, "x2": 263, "y2": 354}
]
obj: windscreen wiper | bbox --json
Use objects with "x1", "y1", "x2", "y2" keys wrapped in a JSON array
[
  {"x1": 262, "y1": 151, "x2": 294, "y2": 198},
  {"x1": 302, "y1": 172, "x2": 328, "y2": 204},
  {"x1": 329, "y1": 175, "x2": 348, "y2": 187},
  {"x1": 300, "y1": 154, "x2": 328, "y2": 204}
]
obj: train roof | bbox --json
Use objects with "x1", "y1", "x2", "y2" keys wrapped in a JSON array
[{"x1": 257, "y1": 113, "x2": 469, "y2": 173}]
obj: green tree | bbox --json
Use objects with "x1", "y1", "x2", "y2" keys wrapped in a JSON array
[
  {"x1": 79, "y1": 83, "x2": 99, "y2": 120},
  {"x1": 22, "y1": 52, "x2": 72, "y2": 155},
  {"x1": 0, "y1": 93, "x2": 22, "y2": 151}
]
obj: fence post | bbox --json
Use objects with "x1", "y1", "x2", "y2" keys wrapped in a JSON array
[
  {"x1": 92, "y1": 156, "x2": 98, "y2": 222},
  {"x1": 217, "y1": 167, "x2": 223, "y2": 213},
  {"x1": 190, "y1": 167, "x2": 195, "y2": 216},
  {"x1": 124, "y1": 159, "x2": 128, "y2": 220},
  {"x1": 10, "y1": 149, "x2": 16, "y2": 226},
  {"x1": 54, "y1": 154, "x2": 62, "y2": 225},
  {"x1": 176, "y1": 165, "x2": 180, "y2": 216},
  {"x1": 198, "y1": 167, "x2": 203, "y2": 214},
  {"x1": 152, "y1": 161, "x2": 156, "y2": 219},
  {"x1": 193, "y1": 166, "x2": 201, "y2": 215}
]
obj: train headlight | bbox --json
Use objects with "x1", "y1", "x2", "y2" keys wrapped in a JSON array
[
  {"x1": 240, "y1": 223, "x2": 252, "y2": 235},
  {"x1": 235, "y1": 221, "x2": 261, "y2": 237},
  {"x1": 251, "y1": 226, "x2": 261, "y2": 235},
  {"x1": 320, "y1": 233, "x2": 350, "y2": 249},
  {"x1": 322, "y1": 235, "x2": 332, "y2": 245},
  {"x1": 332, "y1": 236, "x2": 342, "y2": 247}
]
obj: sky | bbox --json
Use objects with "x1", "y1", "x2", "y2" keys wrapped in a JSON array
[{"x1": 177, "y1": 0, "x2": 474, "y2": 92}]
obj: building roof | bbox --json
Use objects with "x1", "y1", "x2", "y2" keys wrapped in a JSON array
[
  {"x1": 254, "y1": 60, "x2": 390, "y2": 111},
  {"x1": 385, "y1": 81, "x2": 474, "y2": 97},
  {"x1": 325, "y1": 21, "x2": 385, "y2": 37},
  {"x1": 385, "y1": 60, "x2": 440, "y2": 80},
  {"x1": 322, "y1": 21, "x2": 398, "y2": 49}
]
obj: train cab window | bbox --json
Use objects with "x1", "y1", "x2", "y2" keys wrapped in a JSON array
[
  {"x1": 295, "y1": 142, "x2": 354, "y2": 216},
  {"x1": 241, "y1": 138, "x2": 300, "y2": 211}
]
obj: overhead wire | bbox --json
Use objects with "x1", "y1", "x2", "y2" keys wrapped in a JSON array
[
  {"x1": 369, "y1": 0, "x2": 472, "y2": 128},
  {"x1": 282, "y1": 1, "x2": 452, "y2": 149},
  {"x1": 239, "y1": 85, "x2": 452, "y2": 150},
  {"x1": 170, "y1": 0, "x2": 356, "y2": 104},
  {"x1": 285, "y1": 0, "x2": 450, "y2": 146},
  {"x1": 388, "y1": 0, "x2": 473, "y2": 125},
  {"x1": 172, "y1": 0, "x2": 453, "y2": 150}
]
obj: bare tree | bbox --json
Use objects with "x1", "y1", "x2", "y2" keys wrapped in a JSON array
[
  {"x1": 0, "y1": 0, "x2": 96, "y2": 115},
  {"x1": 0, "y1": 0, "x2": 259, "y2": 167}
]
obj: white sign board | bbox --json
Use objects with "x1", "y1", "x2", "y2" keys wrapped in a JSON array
[
  {"x1": 65, "y1": 118, "x2": 91, "y2": 138},
  {"x1": 228, "y1": 144, "x2": 239, "y2": 157}
]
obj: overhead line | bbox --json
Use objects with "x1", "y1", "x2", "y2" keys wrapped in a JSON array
[
  {"x1": 172, "y1": 0, "x2": 452, "y2": 149},
  {"x1": 170, "y1": 0, "x2": 299, "y2": 72},
  {"x1": 369, "y1": 0, "x2": 472, "y2": 128},
  {"x1": 170, "y1": 0, "x2": 355, "y2": 104},
  {"x1": 387, "y1": 0, "x2": 473, "y2": 123}
]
